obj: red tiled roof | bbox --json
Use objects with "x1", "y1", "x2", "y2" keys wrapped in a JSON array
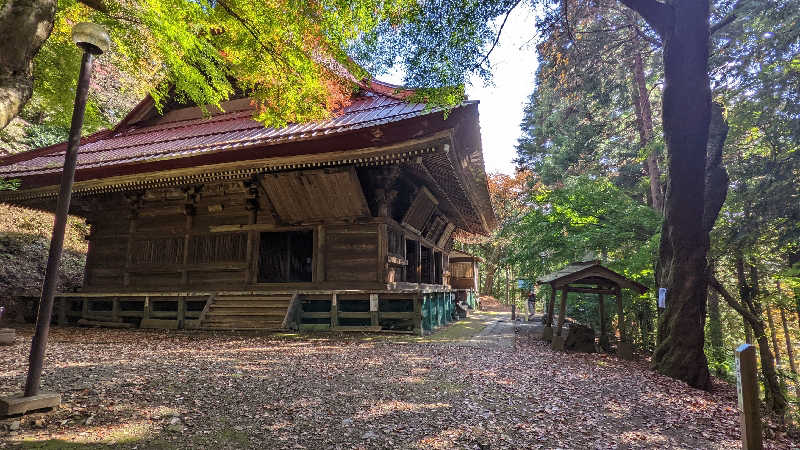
[{"x1": 0, "y1": 87, "x2": 433, "y2": 179}]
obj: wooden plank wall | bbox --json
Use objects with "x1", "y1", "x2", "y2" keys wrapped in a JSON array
[
  {"x1": 80, "y1": 166, "x2": 457, "y2": 293},
  {"x1": 325, "y1": 225, "x2": 379, "y2": 282}
]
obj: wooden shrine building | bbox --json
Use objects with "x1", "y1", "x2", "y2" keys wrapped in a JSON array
[
  {"x1": 0, "y1": 80, "x2": 495, "y2": 335},
  {"x1": 537, "y1": 260, "x2": 647, "y2": 359}
]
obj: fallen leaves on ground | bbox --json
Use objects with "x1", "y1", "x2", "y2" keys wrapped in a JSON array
[{"x1": 0, "y1": 324, "x2": 794, "y2": 449}]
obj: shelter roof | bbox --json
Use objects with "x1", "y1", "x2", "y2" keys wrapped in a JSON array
[{"x1": 537, "y1": 260, "x2": 648, "y2": 294}]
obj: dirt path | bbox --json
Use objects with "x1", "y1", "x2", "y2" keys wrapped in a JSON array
[
  {"x1": 458, "y1": 312, "x2": 515, "y2": 349},
  {"x1": 0, "y1": 325, "x2": 793, "y2": 449}
]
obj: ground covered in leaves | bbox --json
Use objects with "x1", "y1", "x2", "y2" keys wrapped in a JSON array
[{"x1": 1, "y1": 322, "x2": 795, "y2": 449}]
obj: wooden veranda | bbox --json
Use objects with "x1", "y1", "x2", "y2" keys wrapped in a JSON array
[{"x1": 537, "y1": 260, "x2": 647, "y2": 359}]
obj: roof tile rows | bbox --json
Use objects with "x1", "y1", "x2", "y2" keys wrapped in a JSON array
[{"x1": 0, "y1": 91, "x2": 431, "y2": 179}]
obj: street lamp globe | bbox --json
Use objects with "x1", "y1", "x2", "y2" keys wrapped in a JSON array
[{"x1": 71, "y1": 22, "x2": 110, "y2": 55}]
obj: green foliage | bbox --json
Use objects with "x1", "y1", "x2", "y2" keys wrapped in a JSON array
[
  {"x1": 21, "y1": 0, "x2": 419, "y2": 136},
  {"x1": 0, "y1": 178, "x2": 20, "y2": 191}
]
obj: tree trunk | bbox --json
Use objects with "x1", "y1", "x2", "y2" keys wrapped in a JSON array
[
  {"x1": 779, "y1": 307, "x2": 800, "y2": 400},
  {"x1": 482, "y1": 264, "x2": 496, "y2": 296},
  {"x1": 744, "y1": 319, "x2": 753, "y2": 344},
  {"x1": 622, "y1": 0, "x2": 715, "y2": 390},
  {"x1": 505, "y1": 265, "x2": 510, "y2": 305},
  {"x1": 707, "y1": 289, "x2": 725, "y2": 375},
  {"x1": 711, "y1": 272, "x2": 788, "y2": 417},
  {"x1": 630, "y1": 33, "x2": 663, "y2": 213},
  {"x1": 766, "y1": 304, "x2": 782, "y2": 368},
  {"x1": 754, "y1": 319, "x2": 787, "y2": 416},
  {"x1": 0, "y1": 0, "x2": 56, "y2": 131}
]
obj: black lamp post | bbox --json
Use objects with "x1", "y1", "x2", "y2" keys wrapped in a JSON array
[{"x1": 0, "y1": 22, "x2": 110, "y2": 417}]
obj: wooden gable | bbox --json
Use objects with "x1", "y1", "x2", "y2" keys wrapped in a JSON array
[{"x1": 259, "y1": 167, "x2": 370, "y2": 223}]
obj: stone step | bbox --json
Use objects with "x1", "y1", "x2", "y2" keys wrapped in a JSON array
[
  {"x1": 209, "y1": 301, "x2": 290, "y2": 308},
  {"x1": 202, "y1": 321, "x2": 284, "y2": 329},
  {"x1": 214, "y1": 296, "x2": 292, "y2": 302},
  {"x1": 199, "y1": 327, "x2": 285, "y2": 332},
  {"x1": 207, "y1": 306, "x2": 287, "y2": 315}
]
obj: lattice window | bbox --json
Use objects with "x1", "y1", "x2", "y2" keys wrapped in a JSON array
[
  {"x1": 131, "y1": 237, "x2": 184, "y2": 265},
  {"x1": 189, "y1": 233, "x2": 247, "y2": 264},
  {"x1": 402, "y1": 187, "x2": 438, "y2": 233},
  {"x1": 388, "y1": 227, "x2": 405, "y2": 258},
  {"x1": 423, "y1": 214, "x2": 447, "y2": 243},
  {"x1": 451, "y1": 262, "x2": 474, "y2": 279}
]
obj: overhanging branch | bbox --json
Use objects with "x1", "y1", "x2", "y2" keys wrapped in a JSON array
[
  {"x1": 618, "y1": 0, "x2": 672, "y2": 38},
  {"x1": 710, "y1": 274, "x2": 758, "y2": 324}
]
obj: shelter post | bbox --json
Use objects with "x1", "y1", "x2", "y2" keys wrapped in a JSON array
[
  {"x1": 543, "y1": 284, "x2": 556, "y2": 341},
  {"x1": 552, "y1": 288, "x2": 568, "y2": 351},
  {"x1": 598, "y1": 293, "x2": 609, "y2": 351},
  {"x1": 616, "y1": 288, "x2": 632, "y2": 360}
]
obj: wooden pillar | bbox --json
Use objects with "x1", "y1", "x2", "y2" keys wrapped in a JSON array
[
  {"x1": 736, "y1": 344, "x2": 762, "y2": 450},
  {"x1": 330, "y1": 293, "x2": 338, "y2": 328},
  {"x1": 182, "y1": 186, "x2": 200, "y2": 285},
  {"x1": 123, "y1": 193, "x2": 142, "y2": 288},
  {"x1": 314, "y1": 225, "x2": 326, "y2": 283},
  {"x1": 177, "y1": 297, "x2": 186, "y2": 329},
  {"x1": 143, "y1": 295, "x2": 151, "y2": 320},
  {"x1": 111, "y1": 296, "x2": 120, "y2": 322},
  {"x1": 552, "y1": 287, "x2": 568, "y2": 351},
  {"x1": 413, "y1": 293, "x2": 422, "y2": 336},
  {"x1": 244, "y1": 179, "x2": 259, "y2": 285},
  {"x1": 370, "y1": 294, "x2": 379, "y2": 327},
  {"x1": 81, "y1": 297, "x2": 89, "y2": 319},
  {"x1": 598, "y1": 293, "x2": 608, "y2": 351},
  {"x1": 414, "y1": 240, "x2": 422, "y2": 283},
  {"x1": 377, "y1": 224, "x2": 388, "y2": 284},
  {"x1": 543, "y1": 284, "x2": 556, "y2": 341},
  {"x1": 616, "y1": 287, "x2": 632, "y2": 360}
]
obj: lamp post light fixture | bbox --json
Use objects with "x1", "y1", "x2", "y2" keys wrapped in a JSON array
[{"x1": 0, "y1": 22, "x2": 110, "y2": 417}]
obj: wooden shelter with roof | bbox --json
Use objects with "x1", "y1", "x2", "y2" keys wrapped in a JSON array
[
  {"x1": 447, "y1": 249, "x2": 481, "y2": 310},
  {"x1": 537, "y1": 260, "x2": 647, "y2": 359},
  {"x1": 0, "y1": 80, "x2": 495, "y2": 335}
]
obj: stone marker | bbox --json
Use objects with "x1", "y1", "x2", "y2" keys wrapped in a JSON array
[
  {"x1": 735, "y1": 344, "x2": 762, "y2": 450},
  {"x1": 542, "y1": 325, "x2": 553, "y2": 341},
  {"x1": 564, "y1": 323, "x2": 596, "y2": 353},
  {"x1": 551, "y1": 334, "x2": 566, "y2": 351}
]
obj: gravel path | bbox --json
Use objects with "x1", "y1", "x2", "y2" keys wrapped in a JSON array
[{"x1": 0, "y1": 326, "x2": 793, "y2": 449}]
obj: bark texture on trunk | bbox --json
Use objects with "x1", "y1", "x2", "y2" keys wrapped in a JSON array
[
  {"x1": 0, "y1": 0, "x2": 56, "y2": 131},
  {"x1": 779, "y1": 307, "x2": 799, "y2": 400},
  {"x1": 622, "y1": 0, "x2": 715, "y2": 390},
  {"x1": 766, "y1": 304, "x2": 782, "y2": 367},
  {"x1": 744, "y1": 319, "x2": 753, "y2": 344}
]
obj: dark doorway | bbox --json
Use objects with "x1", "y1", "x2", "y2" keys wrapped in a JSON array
[
  {"x1": 421, "y1": 246, "x2": 433, "y2": 284},
  {"x1": 258, "y1": 231, "x2": 313, "y2": 282},
  {"x1": 405, "y1": 239, "x2": 418, "y2": 283},
  {"x1": 434, "y1": 251, "x2": 443, "y2": 285}
]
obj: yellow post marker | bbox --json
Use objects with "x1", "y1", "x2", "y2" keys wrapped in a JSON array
[{"x1": 735, "y1": 344, "x2": 762, "y2": 450}]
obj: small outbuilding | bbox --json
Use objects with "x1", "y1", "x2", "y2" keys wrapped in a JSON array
[
  {"x1": 537, "y1": 259, "x2": 647, "y2": 359},
  {"x1": 448, "y1": 249, "x2": 481, "y2": 310}
]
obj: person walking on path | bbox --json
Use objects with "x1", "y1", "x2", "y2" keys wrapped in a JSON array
[{"x1": 527, "y1": 289, "x2": 537, "y2": 321}]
